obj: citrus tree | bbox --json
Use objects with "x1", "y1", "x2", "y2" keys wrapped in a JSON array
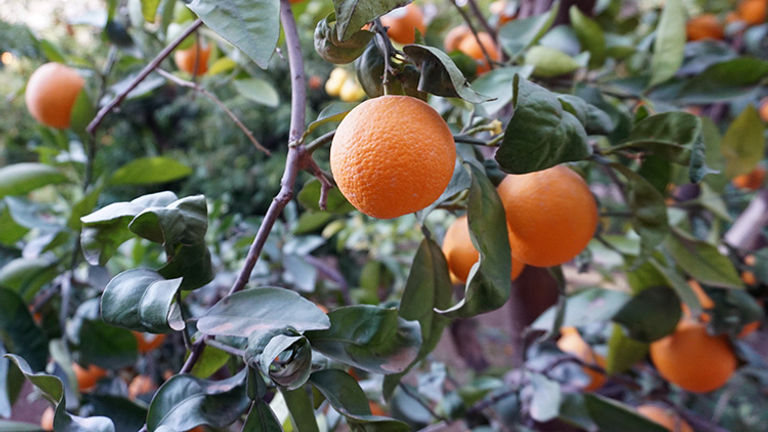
[{"x1": 1, "y1": 0, "x2": 768, "y2": 431}]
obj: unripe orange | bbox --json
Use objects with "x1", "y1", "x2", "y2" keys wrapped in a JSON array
[
  {"x1": 380, "y1": 4, "x2": 426, "y2": 45},
  {"x1": 133, "y1": 332, "x2": 167, "y2": 353},
  {"x1": 25, "y1": 62, "x2": 85, "y2": 129},
  {"x1": 73, "y1": 363, "x2": 107, "y2": 391},
  {"x1": 496, "y1": 166, "x2": 598, "y2": 267},
  {"x1": 557, "y1": 327, "x2": 606, "y2": 391},
  {"x1": 174, "y1": 42, "x2": 211, "y2": 75},
  {"x1": 442, "y1": 215, "x2": 525, "y2": 283},
  {"x1": 636, "y1": 404, "x2": 693, "y2": 432}
]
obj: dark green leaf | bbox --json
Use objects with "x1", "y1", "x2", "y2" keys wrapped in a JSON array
[
  {"x1": 70, "y1": 88, "x2": 96, "y2": 137},
  {"x1": 648, "y1": 257, "x2": 702, "y2": 315},
  {"x1": 82, "y1": 394, "x2": 147, "y2": 432},
  {"x1": 333, "y1": 0, "x2": 411, "y2": 41},
  {"x1": 306, "y1": 305, "x2": 421, "y2": 375},
  {"x1": 242, "y1": 401, "x2": 282, "y2": 432},
  {"x1": 613, "y1": 286, "x2": 681, "y2": 342},
  {"x1": 101, "y1": 269, "x2": 185, "y2": 333},
  {"x1": 146, "y1": 370, "x2": 249, "y2": 431},
  {"x1": 496, "y1": 76, "x2": 590, "y2": 174},
  {"x1": 187, "y1": 0, "x2": 279, "y2": 69},
  {"x1": 665, "y1": 232, "x2": 743, "y2": 289},
  {"x1": 0, "y1": 163, "x2": 67, "y2": 198},
  {"x1": 0, "y1": 257, "x2": 58, "y2": 302},
  {"x1": 245, "y1": 335, "x2": 312, "y2": 390},
  {"x1": 605, "y1": 324, "x2": 648, "y2": 374},
  {"x1": 498, "y1": 3, "x2": 558, "y2": 58},
  {"x1": 198, "y1": 287, "x2": 330, "y2": 337},
  {"x1": 609, "y1": 112, "x2": 701, "y2": 165},
  {"x1": 678, "y1": 57, "x2": 768, "y2": 103},
  {"x1": 722, "y1": 105, "x2": 765, "y2": 178},
  {"x1": 649, "y1": 0, "x2": 685, "y2": 86},
  {"x1": 297, "y1": 179, "x2": 355, "y2": 214},
  {"x1": 402, "y1": 44, "x2": 491, "y2": 103},
  {"x1": 584, "y1": 394, "x2": 668, "y2": 432},
  {"x1": 111, "y1": 157, "x2": 192, "y2": 186},
  {"x1": 0, "y1": 289, "x2": 48, "y2": 371},
  {"x1": 569, "y1": 6, "x2": 606, "y2": 68},
  {"x1": 78, "y1": 320, "x2": 138, "y2": 369},
  {"x1": 281, "y1": 387, "x2": 319, "y2": 432}
]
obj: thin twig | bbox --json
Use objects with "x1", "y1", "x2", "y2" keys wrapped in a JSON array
[
  {"x1": 206, "y1": 338, "x2": 246, "y2": 357},
  {"x1": 86, "y1": 18, "x2": 204, "y2": 135},
  {"x1": 399, "y1": 383, "x2": 449, "y2": 422},
  {"x1": 177, "y1": 290, "x2": 192, "y2": 352},
  {"x1": 304, "y1": 130, "x2": 335, "y2": 153},
  {"x1": 448, "y1": 0, "x2": 496, "y2": 71},
  {"x1": 466, "y1": 0, "x2": 497, "y2": 40},
  {"x1": 155, "y1": 68, "x2": 270, "y2": 155},
  {"x1": 453, "y1": 134, "x2": 501, "y2": 146}
]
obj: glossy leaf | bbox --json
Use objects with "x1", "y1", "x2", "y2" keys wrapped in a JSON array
[
  {"x1": 111, "y1": 157, "x2": 192, "y2": 186},
  {"x1": 245, "y1": 334, "x2": 312, "y2": 390},
  {"x1": 198, "y1": 287, "x2": 330, "y2": 337},
  {"x1": 584, "y1": 394, "x2": 668, "y2": 432},
  {"x1": 0, "y1": 163, "x2": 67, "y2": 198},
  {"x1": 281, "y1": 387, "x2": 318, "y2": 432},
  {"x1": 496, "y1": 76, "x2": 590, "y2": 174},
  {"x1": 612, "y1": 286, "x2": 681, "y2": 342},
  {"x1": 0, "y1": 289, "x2": 48, "y2": 371},
  {"x1": 665, "y1": 232, "x2": 743, "y2": 289},
  {"x1": 101, "y1": 269, "x2": 185, "y2": 333},
  {"x1": 81, "y1": 394, "x2": 147, "y2": 432},
  {"x1": 0, "y1": 257, "x2": 58, "y2": 302},
  {"x1": 402, "y1": 44, "x2": 491, "y2": 103},
  {"x1": 242, "y1": 401, "x2": 282, "y2": 432},
  {"x1": 722, "y1": 105, "x2": 765, "y2": 178},
  {"x1": 187, "y1": 0, "x2": 279, "y2": 69},
  {"x1": 648, "y1": 0, "x2": 685, "y2": 86},
  {"x1": 498, "y1": 3, "x2": 558, "y2": 57},
  {"x1": 608, "y1": 112, "x2": 702, "y2": 165},
  {"x1": 605, "y1": 324, "x2": 648, "y2": 374},
  {"x1": 306, "y1": 305, "x2": 421, "y2": 374},
  {"x1": 333, "y1": 0, "x2": 411, "y2": 41},
  {"x1": 146, "y1": 370, "x2": 249, "y2": 431},
  {"x1": 678, "y1": 57, "x2": 768, "y2": 103},
  {"x1": 78, "y1": 320, "x2": 139, "y2": 369}
]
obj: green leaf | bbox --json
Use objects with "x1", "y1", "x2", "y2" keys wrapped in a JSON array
[
  {"x1": 529, "y1": 373, "x2": 562, "y2": 422},
  {"x1": 524, "y1": 46, "x2": 580, "y2": 77},
  {"x1": 648, "y1": 0, "x2": 685, "y2": 87},
  {"x1": 297, "y1": 179, "x2": 355, "y2": 214},
  {"x1": 111, "y1": 157, "x2": 192, "y2": 186},
  {"x1": 78, "y1": 320, "x2": 138, "y2": 369},
  {"x1": 245, "y1": 334, "x2": 312, "y2": 391},
  {"x1": 0, "y1": 289, "x2": 48, "y2": 371},
  {"x1": 67, "y1": 183, "x2": 104, "y2": 230},
  {"x1": 0, "y1": 257, "x2": 58, "y2": 302},
  {"x1": 101, "y1": 269, "x2": 185, "y2": 333},
  {"x1": 303, "y1": 102, "x2": 356, "y2": 139},
  {"x1": 198, "y1": 287, "x2": 330, "y2": 338},
  {"x1": 569, "y1": 6, "x2": 605, "y2": 68},
  {"x1": 70, "y1": 88, "x2": 96, "y2": 137},
  {"x1": 608, "y1": 112, "x2": 702, "y2": 165},
  {"x1": 532, "y1": 287, "x2": 630, "y2": 330},
  {"x1": 383, "y1": 237, "x2": 451, "y2": 398},
  {"x1": 141, "y1": 0, "x2": 161, "y2": 22},
  {"x1": 0, "y1": 420, "x2": 44, "y2": 431},
  {"x1": 81, "y1": 191, "x2": 178, "y2": 266},
  {"x1": 678, "y1": 57, "x2": 768, "y2": 103},
  {"x1": 612, "y1": 286, "x2": 681, "y2": 342},
  {"x1": 495, "y1": 76, "x2": 590, "y2": 174},
  {"x1": 190, "y1": 345, "x2": 230, "y2": 379},
  {"x1": 665, "y1": 232, "x2": 743, "y2": 289},
  {"x1": 584, "y1": 394, "x2": 668, "y2": 432},
  {"x1": 81, "y1": 394, "x2": 148, "y2": 432},
  {"x1": 146, "y1": 370, "x2": 249, "y2": 432},
  {"x1": 722, "y1": 105, "x2": 766, "y2": 178},
  {"x1": 242, "y1": 401, "x2": 283, "y2": 432},
  {"x1": 0, "y1": 203, "x2": 28, "y2": 245},
  {"x1": 605, "y1": 324, "x2": 648, "y2": 374},
  {"x1": 186, "y1": 0, "x2": 279, "y2": 69},
  {"x1": 438, "y1": 164, "x2": 510, "y2": 318},
  {"x1": 648, "y1": 257, "x2": 702, "y2": 315},
  {"x1": 498, "y1": 3, "x2": 558, "y2": 58},
  {"x1": 310, "y1": 369, "x2": 410, "y2": 430},
  {"x1": 402, "y1": 44, "x2": 491, "y2": 104},
  {"x1": 472, "y1": 66, "x2": 534, "y2": 116},
  {"x1": 0, "y1": 163, "x2": 67, "y2": 198},
  {"x1": 611, "y1": 164, "x2": 669, "y2": 263},
  {"x1": 314, "y1": 13, "x2": 373, "y2": 64},
  {"x1": 233, "y1": 78, "x2": 280, "y2": 107},
  {"x1": 333, "y1": 0, "x2": 411, "y2": 41},
  {"x1": 281, "y1": 387, "x2": 319, "y2": 432},
  {"x1": 306, "y1": 305, "x2": 421, "y2": 375}
]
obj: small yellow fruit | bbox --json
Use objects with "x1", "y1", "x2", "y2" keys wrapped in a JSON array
[{"x1": 339, "y1": 78, "x2": 365, "y2": 102}]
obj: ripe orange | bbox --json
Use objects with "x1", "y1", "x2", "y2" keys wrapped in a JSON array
[
  {"x1": 25, "y1": 62, "x2": 85, "y2": 129},
  {"x1": 760, "y1": 98, "x2": 768, "y2": 121},
  {"x1": 496, "y1": 166, "x2": 598, "y2": 267},
  {"x1": 741, "y1": 270, "x2": 757, "y2": 285},
  {"x1": 330, "y1": 95, "x2": 455, "y2": 219},
  {"x1": 380, "y1": 4, "x2": 426, "y2": 45},
  {"x1": 40, "y1": 406, "x2": 55, "y2": 431},
  {"x1": 73, "y1": 363, "x2": 107, "y2": 391},
  {"x1": 738, "y1": 0, "x2": 767, "y2": 25},
  {"x1": 686, "y1": 14, "x2": 724, "y2": 41},
  {"x1": 457, "y1": 32, "x2": 500, "y2": 74},
  {"x1": 732, "y1": 166, "x2": 766, "y2": 190},
  {"x1": 369, "y1": 401, "x2": 387, "y2": 416},
  {"x1": 133, "y1": 331, "x2": 167, "y2": 353},
  {"x1": 650, "y1": 319, "x2": 737, "y2": 393},
  {"x1": 442, "y1": 215, "x2": 525, "y2": 282},
  {"x1": 308, "y1": 75, "x2": 323, "y2": 90},
  {"x1": 636, "y1": 404, "x2": 693, "y2": 432},
  {"x1": 557, "y1": 327, "x2": 606, "y2": 391},
  {"x1": 443, "y1": 25, "x2": 471, "y2": 52},
  {"x1": 128, "y1": 375, "x2": 157, "y2": 399},
  {"x1": 681, "y1": 280, "x2": 715, "y2": 322},
  {"x1": 739, "y1": 320, "x2": 760, "y2": 338},
  {"x1": 174, "y1": 42, "x2": 211, "y2": 75}
]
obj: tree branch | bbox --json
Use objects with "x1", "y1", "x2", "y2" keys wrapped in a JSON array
[
  {"x1": 465, "y1": 0, "x2": 497, "y2": 40},
  {"x1": 448, "y1": 0, "x2": 497, "y2": 71},
  {"x1": 86, "y1": 18, "x2": 204, "y2": 135}
]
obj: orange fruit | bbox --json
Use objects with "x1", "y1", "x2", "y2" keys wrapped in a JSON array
[
  {"x1": 133, "y1": 331, "x2": 167, "y2": 353},
  {"x1": 444, "y1": 25, "x2": 471, "y2": 52},
  {"x1": 726, "y1": 11, "x2": 740, "y2": 24},
  {"x1": 73, "y1": 363, "x2": 107, "y2": 391},
  {"x1": 330, "y1": 95, "x2": 455, "y2": 219},
  {"x1": 128, "y1": 375, "x2": 157, "y2": 399},
  {"x1": 380, "y1": 4, "x2": 426, "y2": 45},
  {"x1": 742, "y1": 270, "x2": 757, "y2": 285},
  {"x1": 732, "y1": 166, "x2": 766, "y2": 190},
  {"x1": 685, "y1": 14, "x2": 724, "y2": 41},
  {"x1": 681, "y1": 280, "x2": 715, "y2": 322},
  {"x1": 40, "y1": 406, "x2": 55, "y2": 431},
  {"x1": 457, "y1": 32, "x2": 500, "y2": 74},
  {"x1": 496, "y1": 165, "x2": 598, "y2": 267},
  {"x1": 442, "y1": 215, "x2": 525, "y2": 283},
  {"x1": 557, "y1": 327, "x2": 606, "y2": 391},
  {"x1": 738, "y1": 0, "x2": 767, "y2": 25},
  {"x1": 369, "y1": 401, "x2": 387, "y2": 416},
  {"x1": 650, "y1": 319, "x2": 737, "y2": 393},
  {"x1": 308, "y1": 75, "x2": 323, "y2": 90},
  {"x1": 25, "y1": 62, "x2": 85, "y2": 129},
  {"x1": 636, "y1": 404, "x2": 693, "y2": 432},
  {"x1": 739, "y1": 320, "x2": 761, "y2": 338},
  {"x1": 174, "y1": 42, "x2": 211, "y2": 75},
  {"x1": 759, "y1": 98, "x2": 768, "y2": 122}
]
